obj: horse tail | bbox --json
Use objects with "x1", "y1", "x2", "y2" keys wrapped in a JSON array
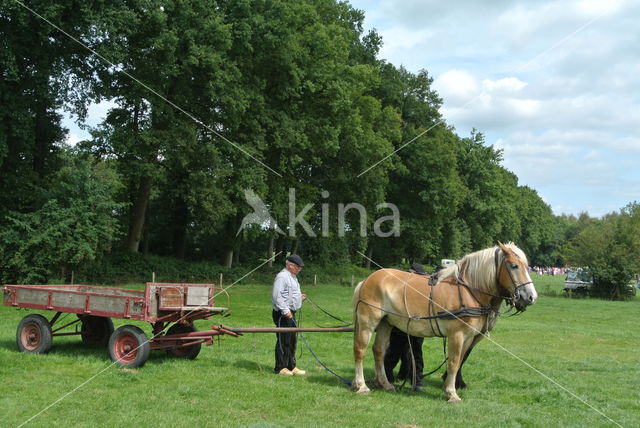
[
  {"x1": 352, "y1": 281, "x2": 364, "y2": 316},
  {"x1": 352, "y1": 280, "x2": 366, "y2": 327}
]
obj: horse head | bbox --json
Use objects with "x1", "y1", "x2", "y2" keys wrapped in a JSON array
[{"x1": 496, "y1": 242, "x2": 538, "y2": 311}]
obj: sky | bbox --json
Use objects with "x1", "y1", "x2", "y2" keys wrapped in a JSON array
[
  {"x1": 64, "y1": 0, "x2": 640, "y2": 218},
  {"x1": 349, "y1": 0, "x2": 639, "y2": 217}
]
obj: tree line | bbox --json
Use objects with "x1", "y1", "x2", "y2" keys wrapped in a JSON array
[{"x1": 1, "y1": 0, "x2": 637, "y2": 294}]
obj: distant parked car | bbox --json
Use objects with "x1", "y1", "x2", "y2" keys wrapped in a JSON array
[
  {"x1": 564, "y1": 268, "x2": 638, "y2": 296},
  {"x1": 563, "y1": 269, "x2": 593, "y2": 294}
]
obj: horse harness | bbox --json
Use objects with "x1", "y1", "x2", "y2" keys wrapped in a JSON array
[
  {"x1": 357, "y1": 247, "x2": 532, "y2": 338},
  {"x1": 356, "y1": 247, "x2": 534, "y2": 340}
]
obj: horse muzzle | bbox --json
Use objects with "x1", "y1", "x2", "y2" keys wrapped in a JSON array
[{"x1": 514, "y1": 283, "x2": 538, "y2": 310}]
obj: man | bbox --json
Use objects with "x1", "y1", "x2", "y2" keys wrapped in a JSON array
[
  {"x1": 271, "y1": 254, "x2": 307, "y2": 376},
  {"x1": 384, "y1": 329, "x2": 425, "y2": 391},
  {"x1": 383, "y1": 262, "x2": 427, "y2": 391}
]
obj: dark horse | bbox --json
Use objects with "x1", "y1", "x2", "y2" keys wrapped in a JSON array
[{"x1": 352, "y1": 242, "x2": 537, "y2": 402}]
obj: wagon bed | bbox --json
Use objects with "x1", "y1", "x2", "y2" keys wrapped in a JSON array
[{"x1": 3, "y1": 283, "x2": 228, "y2": 322}]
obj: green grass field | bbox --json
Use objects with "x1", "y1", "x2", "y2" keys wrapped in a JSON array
[{"x1": 1, "y1": 276, "x2": 638, "y2": 427}]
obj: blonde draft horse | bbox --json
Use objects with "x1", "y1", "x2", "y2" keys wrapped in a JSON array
[{"x1": 352, "y1": 242, "x2": 538, "y2": 403}]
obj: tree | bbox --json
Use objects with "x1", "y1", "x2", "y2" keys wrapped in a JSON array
[
  {"x1": 0, "y1": 0, "x2": 115, "y2": 221},
  {"x1": 0, "y1": 150, "x2": 123, "y2": 283},
  {"x1": 365, "y1": 64, "x2": 463, "y2": 265},
  {"x1": 513, "y1": 186, "x2": 554, "y2": 265},
  {"x1": 454, "y1": 131, "x2": 514, "y2": 251},
  {"x1": 218, "y1": 0, "x2": 401, "y2": 266},
  {"x1": 563, "y1": 203, "x2": 640, "y2": 300},
  {"x1": 84, "y1": 0, "x2": 237, "y2": 255}
]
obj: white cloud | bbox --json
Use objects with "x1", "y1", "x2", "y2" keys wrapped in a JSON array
[
  {"x1": 432, "y1": 69, "x2": 478, "y2": 104},
  {"x1": 493, "y1": 128, "x2": 640, "y2": 216},
  {"x1": 573, "y1": 0, "x2": 626, "y2": 17},
  {"x1": 379, "y1": 27, "x2": 432, "y2": 52},
  {"x1": 482, "y1": 77, "x2": 527, "y2": 93},
  {"x1": 506, "y1": 98, "x2": 541, "y2": 117},
  {"x1": 378, "y1": 26, "x2": 433, "y2": 67},
  {"x1": 436, "y1": 74, "x2": 544, "y2": 131}
]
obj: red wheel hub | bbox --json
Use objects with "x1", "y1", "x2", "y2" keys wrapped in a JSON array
[
  {"x1": 113, "y1": 334, "x2": 138, "y2": 364},
  {"x1": 20, "y1": 323, "x2": 41, "y2": 351}
]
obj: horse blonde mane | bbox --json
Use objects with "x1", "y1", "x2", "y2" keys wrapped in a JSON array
[{"x1": 437, "y1": 242, "x2": 528, "y2": 292}]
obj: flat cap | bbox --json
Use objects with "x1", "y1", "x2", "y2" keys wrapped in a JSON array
[{"x1": 286, "y1": 254, "x2": 304, "y2": 267}]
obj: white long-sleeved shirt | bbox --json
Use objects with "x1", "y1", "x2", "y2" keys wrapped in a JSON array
[{"x1": 271, "y1": 268, "x2": 302, "y2": 315}]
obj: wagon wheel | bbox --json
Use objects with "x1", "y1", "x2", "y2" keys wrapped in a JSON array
[
  {"x1": 165, "y1": 324, "x2": 202, "y2": 360},
  {"x1": 79, "y1": 315, "x2": 114, "y2": 347},
  {"x1": 16, "y1": 314, "x2": 53, "y2": 354},
  {"x1": 108, "y1": 325, "x2": 150, "y2": 367}
]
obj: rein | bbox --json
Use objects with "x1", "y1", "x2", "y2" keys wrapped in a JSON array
[{"x1": 304, "y1": 296, "x2": 352, "y2": 327}]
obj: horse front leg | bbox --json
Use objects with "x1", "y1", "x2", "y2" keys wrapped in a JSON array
[
  {"x1": 372, "y1": 319, "x2": 394, "y2": 391},
  {"x1": 443, "y1": 330, "x2": 470, "y2": 403},
  {"x1": 353, "y1": 324, "x2": 374, "y2": 394},
  {"x1": 443, "y1": 334, "x2": 484, "y2": 389}
]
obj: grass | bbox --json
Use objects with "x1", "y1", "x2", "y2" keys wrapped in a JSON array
[{"x1": 1, "y1": 276, "x2": 638, "y2": 427}]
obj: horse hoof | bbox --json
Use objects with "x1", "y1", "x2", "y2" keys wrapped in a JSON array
[
  {"x1": 447, "y1": 396, "x2": 462, "y2": 404},
  {"x1": 356, "y1": 387, "x2": 371, "y2": 394},
  {"x1": 383, "y1": 384, "x2": 395, "y2": 392}
]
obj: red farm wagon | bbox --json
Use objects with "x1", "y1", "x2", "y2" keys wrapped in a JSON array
[{"x1": 2, "y1": 282, "x2": 237, "y2": 367}]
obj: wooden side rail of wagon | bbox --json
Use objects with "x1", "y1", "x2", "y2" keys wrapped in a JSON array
[{"x1": 3, "y1": 282, "x2": 231, "y2": 367}]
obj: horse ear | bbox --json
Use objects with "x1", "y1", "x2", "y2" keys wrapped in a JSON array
[{"x1": 497, "y1": 241, "x2": 510, "y2": 253}]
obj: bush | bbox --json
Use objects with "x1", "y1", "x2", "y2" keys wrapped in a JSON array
[{"x1": 76, "y1": 251, "x2": 374, "y2": 286}]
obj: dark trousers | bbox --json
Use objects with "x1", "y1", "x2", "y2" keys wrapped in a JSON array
[
  {"x1": 273, "y1": 310, "x2": 297, "y2": 373},
  {"x1": 384, "y1": 328, "x2": 424, "y2": 387}
]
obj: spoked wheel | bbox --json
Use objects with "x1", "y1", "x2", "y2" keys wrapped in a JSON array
[
  {"x1": 108, "y1": 325, "x2": 150, "y2": 367},
  {"x1": 16, "y1": 314, "x2": 53, "y2": 354},
  {"x1": 165, "y1": 324, "x2": 201, "y2": 360},
  {"x1": 79, "y1": 315, "x2": 114, "y2": 347}
]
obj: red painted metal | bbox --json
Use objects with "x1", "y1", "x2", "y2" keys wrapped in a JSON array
[
  {"x1": 112, "y1": 331, "x2": 140, "y2": 365},
  {"x1": 20, "y1": 321, "x2": 42, "y2": 351},
  {"x1": 51, "y1": 317, "x2": 81, "y2": 334}
]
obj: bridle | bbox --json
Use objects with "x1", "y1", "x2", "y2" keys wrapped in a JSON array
[
  {"x1": 452, "y1": 247, "x2": 532, "y2": 311},
  {"x1": 493, "y1": 247, "x2": 533, "y2": 311}
]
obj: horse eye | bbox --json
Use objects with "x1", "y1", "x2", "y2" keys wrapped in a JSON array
[{"x1": 511, "y1": 264, "x2": 519, "y2": 270}]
